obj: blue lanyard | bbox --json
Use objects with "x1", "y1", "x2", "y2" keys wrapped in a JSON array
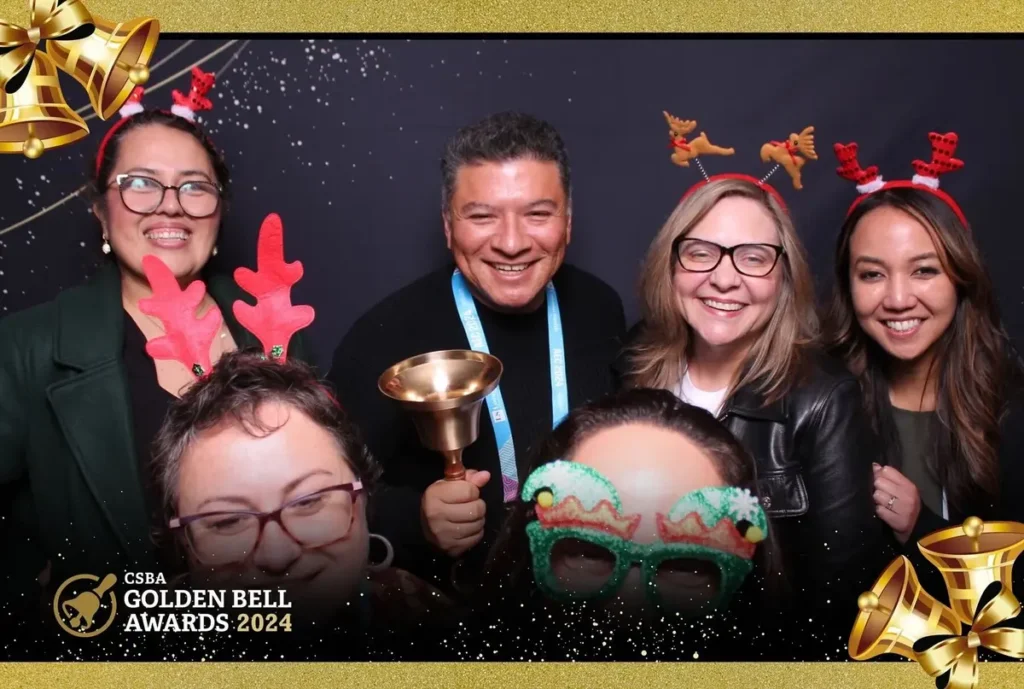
[{"x1": 451, "y1": 269, "x2": 569, "y2": 502}]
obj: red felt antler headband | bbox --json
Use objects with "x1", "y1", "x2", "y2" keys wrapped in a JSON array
[
  {"x1": 665, "y1": 111, "x2": 819, "y2": 211},
  {"x1": 95, "y1": 67, "x2": 217, "y2": 176},
  {"x1": 138, "y1": 213, "x2": 315, "y2": 378},
  {"x1": 834, "y1": 132, "x2": 967, "y2": 228}
]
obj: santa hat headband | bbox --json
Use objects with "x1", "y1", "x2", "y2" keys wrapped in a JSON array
[
  {"x1": 834, "y1": 132, "x2": 968, "y2": 228},
  {"x1": 664, "y1": 111, "x2": 819, "y2": 212},
  {"x1": 95, "y1": 66, "x2": 217, "y2": 176}
]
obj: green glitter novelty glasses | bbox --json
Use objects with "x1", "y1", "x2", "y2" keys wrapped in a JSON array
[{"x1": 521, "y1": 461, "x2": 768, "y2": 614}]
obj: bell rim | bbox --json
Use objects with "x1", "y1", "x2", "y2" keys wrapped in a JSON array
[
  {"x1": 918, "y1": 520, "x2": 1024, "y2": 557},
  {"x1": 848, "y1": 555, "x2": 914, "y2": 661},
  {"x1": 0, "y1": 123, "x2": 90, "y2": 154},
  {"x1": 97, "y1": 18, "x2": 161, "y2": 121},
  {"x1": 377, "y1": 349, "x2": 503, "y2": 410}
]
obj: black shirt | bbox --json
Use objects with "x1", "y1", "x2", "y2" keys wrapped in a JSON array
[
  {"x1": 327, "y1": 263, "x2": 626, "y2": 589},
  {"x1": 122, "y1": 315, "x2": 180, "y2": 569}
]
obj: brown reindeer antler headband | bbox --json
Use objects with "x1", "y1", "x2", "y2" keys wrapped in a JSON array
[{"x1": 664, "y1": 111, "x2": 818, "y2": 210}]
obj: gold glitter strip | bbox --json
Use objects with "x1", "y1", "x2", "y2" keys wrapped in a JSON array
[
  {"x1": 4, "y1": 662, "x2": 1024, "y2": 688},
  {"x1": 0, "y1": 0, "x2": 1022, "y2": 31}
]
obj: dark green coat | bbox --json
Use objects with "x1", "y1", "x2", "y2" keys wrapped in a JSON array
[{"x1": 0, "y1": 262, "x2": 311, "y2": 598}]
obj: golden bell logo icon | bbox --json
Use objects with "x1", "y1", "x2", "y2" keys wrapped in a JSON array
[
  {"x1": 53, "y1": 573, "x2": 118, "y2": 638},
  {"x1": 849, "y1": 555, "x2": 961, "y2": 661}
]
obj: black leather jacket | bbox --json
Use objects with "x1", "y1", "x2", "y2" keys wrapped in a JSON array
[
  {"x1": 721, "y1": 352, "x2": 893, "y2": 607},
  {"x1": 615, "y1": 337, "x2": 894, "y2": 612}
]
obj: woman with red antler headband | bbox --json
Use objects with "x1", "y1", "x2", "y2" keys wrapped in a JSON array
[
  {"x1": 825, "y1": 132, "x2": 1024, "y2": 547},
  {"x1": 614, "y1": 115, "x2": 893, "y2": 626},
  {"x1": 0, "y1": 68, "x2": 313, "y2": 601}
]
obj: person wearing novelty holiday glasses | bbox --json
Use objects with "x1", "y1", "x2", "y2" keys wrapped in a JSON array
[
  {"x1": 824, "y1": 133, "x2": 1024, "y2": 548},
  {"x1": 477, "y1": 388, "x2": 777, "y2": 656},
  {"x1": 614, "y1": 124, "x2": 892, "y2": 620},
  {"x1": 0, "y1": 70, "x2": 310, "y2": 602}
]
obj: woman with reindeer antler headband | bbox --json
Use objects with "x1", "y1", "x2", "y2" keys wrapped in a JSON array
[
  {"x1": 0, "y1": 67, "x2": 312, "y2": 603},
  {"x1": 824, "y1": 131, "x2": 1024, "y2": 549},
  {"x1": 613, "y1": 114, "x2": 893, "y2": 622}
]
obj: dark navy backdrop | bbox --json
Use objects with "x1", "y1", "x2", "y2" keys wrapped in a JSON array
[{"x1": 1, "y1": 38, "x2": 1022, "y2": 369}]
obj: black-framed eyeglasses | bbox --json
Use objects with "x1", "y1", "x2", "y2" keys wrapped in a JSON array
[
  {"x1": 110, "y1": 173, "x2": 222, "y2": 219},
  {"x1": 672, "y1": 237, "x2": 785, "y2": 278},
  {"x1": 169, "y1": 482, "x2": 363, "y2": 566}
]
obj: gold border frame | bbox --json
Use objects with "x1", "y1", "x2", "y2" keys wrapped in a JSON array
[
  {"x1": 1, "y1": 662, "x2": 1022, "y2": 688},
  {"x1": 1, "y1": 0, "x2": 1023, "y2": 31},
  {"x1": 2, "y1": 1, "x2": 1023, "y2": 685}
]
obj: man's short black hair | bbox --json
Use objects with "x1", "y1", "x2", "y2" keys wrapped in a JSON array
[{"x1": 440, "y1": 111, "x2": 572, "y2": 216}]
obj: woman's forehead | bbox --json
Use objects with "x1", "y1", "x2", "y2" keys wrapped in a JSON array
[{"x1": 572, "y1": 424, "x2": 725, "y2": 515}]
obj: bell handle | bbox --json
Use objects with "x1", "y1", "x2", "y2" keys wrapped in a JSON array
[
  {"x1": 94, "y1": 573, "x2": 117, "y2": 597},
  {"x1": 442, "y1": 449, "x2": 466, "y2": 481}
]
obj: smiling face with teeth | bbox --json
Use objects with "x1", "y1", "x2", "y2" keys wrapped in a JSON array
[
  {"x1": 444, "y1": 158, "x2": 571, "y2": 312},
  {"x1": 95, "y1": 124, "x2": 222, "y2": 285},
  {"x1": 849, "y1": 206, "x2": 958, "y2": 365},
  {"x1": 672, "y1": 196, "x2": 782, "y2": 358}
]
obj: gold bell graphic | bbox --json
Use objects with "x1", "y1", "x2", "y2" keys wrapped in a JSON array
[
  {"x1": 851, "y1": 518, "x2": 1024, "y2": 689},
  {"x1": 918, "y1": 516, "x2": 1024, "y2": 625},
  {"x1": 60, "y1": 572, "x2": 117, "y2": 631},
  {"x1": 849, "y1": 555, "x2": 962, "y2": 661},
  {"x1": 0, "y1": 50, "x2": 88, "y2": 158},
  {"x1": 45, "y1": 14, "x2": 160, "y2": 121},
  {"x1": 0, "y1": 0, "x2": 160, "y2": 157}
]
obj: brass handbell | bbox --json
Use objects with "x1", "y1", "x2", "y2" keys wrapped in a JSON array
[
  {"x1": 45, "y1": 14, "x2": 159, "y2": 120},
  {"x1": 379, "y1": 350, "x2": 502, "y2": 481},
  {"x1": 918, "y1": 516, "x2": 1024, "y2": 625},
  {"x1": 849, "y1": 555, "x2": 961, "y2": 661},
  {"x1": 0, "y1": 51, "x2": 88, "y2": 158}
]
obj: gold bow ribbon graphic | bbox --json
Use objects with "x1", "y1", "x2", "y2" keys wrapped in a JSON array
[
  {"x1": 0, "y1": 0, "x2": 94, "y2": 93},
  {"x1": 915, "y1": 582, "x2": 1024, "y2": 689}
]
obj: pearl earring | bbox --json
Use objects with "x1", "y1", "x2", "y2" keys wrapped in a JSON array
[
  {"x1": 212, "y1": 246, "x2": 218, "y2": 257},
  {"x1": 101, "y1": 238, "x2": 111, "y2": 255}
]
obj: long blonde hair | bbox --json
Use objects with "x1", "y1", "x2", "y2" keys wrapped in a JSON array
[{"x1": 623, "y1": 178, "x2": 818, "y2": 404}]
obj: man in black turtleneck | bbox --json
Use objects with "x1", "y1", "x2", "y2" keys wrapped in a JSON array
[{"x1": 327, "y1": 112, "x2": 626, "y2": 591}]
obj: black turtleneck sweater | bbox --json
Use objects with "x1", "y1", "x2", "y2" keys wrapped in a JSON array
[{"x1": 327, "y1": 263, "x2": 626, "y2": 590}]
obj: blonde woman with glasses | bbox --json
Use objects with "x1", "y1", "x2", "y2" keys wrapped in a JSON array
[{"x1": 616, "y1": 177, "x2": 891, "y2": 620}]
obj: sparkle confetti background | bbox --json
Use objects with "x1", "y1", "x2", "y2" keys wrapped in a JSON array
[
  {"x1": 0, "y1": 38, "x2": 1022, "y2": 369},
  {"x1": 0, "y1": 27, "x2": 1023, "y2": 689}
]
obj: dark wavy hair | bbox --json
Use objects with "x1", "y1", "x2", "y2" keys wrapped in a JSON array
[
  {"x1": 152, "y1": 349, "x2": 380, "y2": 514},
  {"x1": 477, "y1": 387, "x2": 780, "y2": 608},
  {"x1": 824, "y1": 188, "x2": 1024, "y2": 512}
]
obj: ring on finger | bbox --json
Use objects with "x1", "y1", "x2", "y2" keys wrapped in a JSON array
[{"x1": 886, "y1": 494, "x2": 898, "y2": 512}]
